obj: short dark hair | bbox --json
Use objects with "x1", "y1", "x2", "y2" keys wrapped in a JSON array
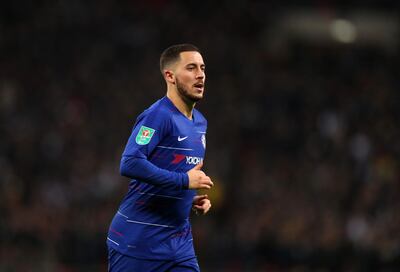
[{"x1": 159, "y1": 44, "x2": 200, "y2": 74}]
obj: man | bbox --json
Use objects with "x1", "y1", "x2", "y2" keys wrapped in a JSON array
[{"x1": 107, "y1": 44, "x2": 213, "y2": 271}]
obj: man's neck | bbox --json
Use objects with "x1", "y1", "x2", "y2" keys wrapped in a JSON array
[{"x1": 166, "y1": 89, "x2": 195, "y2": 120}]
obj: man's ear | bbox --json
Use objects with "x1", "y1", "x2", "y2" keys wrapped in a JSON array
[{"x1": 164, "y1": 70, "x2": 175, "y2": 84}]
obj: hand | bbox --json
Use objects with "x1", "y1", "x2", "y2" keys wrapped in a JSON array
[
  {"x1": 187, "y1": 162, "x2": 214, "y2": 190},
  {"x1": 192, "y1": 194, "x2": 212, "y2": 215}
]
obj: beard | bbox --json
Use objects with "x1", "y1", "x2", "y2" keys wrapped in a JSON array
[{"x1": 176, "y1": 78, "x2": 203, "y2": 103}]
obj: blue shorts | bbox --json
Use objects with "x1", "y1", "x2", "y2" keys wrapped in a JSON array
[{"x1": 108, "y1": 248, "x2": 200, "y2": 272}]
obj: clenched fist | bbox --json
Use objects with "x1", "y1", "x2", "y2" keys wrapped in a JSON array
[{"x1": 187, "y1": 162, "x2": 214, "y2": 190}]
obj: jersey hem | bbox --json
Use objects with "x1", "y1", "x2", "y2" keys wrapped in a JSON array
[{"x1": 106, "y1": 242, "x2": 196, "y2": 262}]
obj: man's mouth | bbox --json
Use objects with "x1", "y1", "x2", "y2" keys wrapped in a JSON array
[{"x1": 194, "y1": 83, "x2": 204, "y2": 91}]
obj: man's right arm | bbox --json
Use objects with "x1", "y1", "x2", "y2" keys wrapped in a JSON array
[
  {"x1": 121, "y1": 110, "x2": 212, "y2": 190},
  {"x1": 121, "y1": 154, "x2": 213, "y2": 190},
  {"x1": 120, "y1": 152, "x2": 189, "y2": 190}
]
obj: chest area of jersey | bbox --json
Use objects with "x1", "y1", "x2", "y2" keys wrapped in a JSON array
[
  {"x1": 156, "y1": 119, "x2": 206, "y2": 166},
  {"x1": 162, "y1": 125, "x2": 206, "y2": 154}
]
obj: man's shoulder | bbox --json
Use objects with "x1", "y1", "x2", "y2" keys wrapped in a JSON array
[
  {"x1": 142, "y1": 97, "x2": 171, "y2": 116},
  {"x1": 136, "y1": 97, "x2": 172, "y2": 126}
]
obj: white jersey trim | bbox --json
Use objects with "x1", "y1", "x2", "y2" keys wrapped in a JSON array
[
  {"x1": 107, "y1": 237, "x2": 120, "y2": 246},
  {"x1": 157, "y1": 145, "x2": 193, "y2": 151},
  {"x1": 126, "y1": 219, "x2": 175, "y2": 228},
  {"x1": 138, "y1": 192, "x2": 183, "y2": 200}
]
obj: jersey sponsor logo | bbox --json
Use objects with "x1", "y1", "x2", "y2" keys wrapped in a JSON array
[
  {"x1": 171, "y1": 154, "x2": 203, "y2": 165},
  {"x1": 135, "y1": 126, "x2": 155, "y2": 145},
  {"x1": 186, "y1": 156, "x2": 203, "y2": 165},
  {"x1": 177, "y1": 136, "x2": 188, "y2": 141}
]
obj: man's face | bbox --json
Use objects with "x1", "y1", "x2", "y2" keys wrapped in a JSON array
[{"x1": 173, "y1": 51, "x2": 205, "y2": 103}]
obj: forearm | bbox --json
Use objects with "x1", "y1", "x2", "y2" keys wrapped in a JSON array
[{"x1": 120, "y1": 155, "x2": 189, "y2": 190}]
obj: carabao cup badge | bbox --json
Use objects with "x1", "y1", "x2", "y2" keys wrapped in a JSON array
[{"x1": 136, "y1": 126, "x2": 155, "y2": 145}]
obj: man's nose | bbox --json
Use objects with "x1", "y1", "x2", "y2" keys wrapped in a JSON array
[{"x1": 196, "y1": 70, "x2": 205, "y2": 79}]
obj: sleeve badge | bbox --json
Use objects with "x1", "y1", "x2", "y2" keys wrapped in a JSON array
[{"x1": 135, "y1": 126, "x2": 155, "y2": 145}]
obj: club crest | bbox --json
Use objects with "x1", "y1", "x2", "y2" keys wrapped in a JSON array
[{"x1": 201, "y1": 134, "x2": 206, "y2": 149}]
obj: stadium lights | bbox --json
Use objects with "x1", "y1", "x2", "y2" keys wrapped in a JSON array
[{"x1": 330, "y1": 19, "x2": 357, "y2": 43}]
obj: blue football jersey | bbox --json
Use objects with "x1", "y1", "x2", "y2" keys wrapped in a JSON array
[{"x1": 107, "y1": 96, "x2": 207, "y2": 261}]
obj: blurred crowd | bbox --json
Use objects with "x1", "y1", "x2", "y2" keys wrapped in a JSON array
[{"x1": 1, "y1": 1, "x2": 400, "y2": 271}]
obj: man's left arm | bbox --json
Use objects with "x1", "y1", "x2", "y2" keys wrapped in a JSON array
[{"x1": 192, "y1": 194, "x2": 212, "y2": 215}]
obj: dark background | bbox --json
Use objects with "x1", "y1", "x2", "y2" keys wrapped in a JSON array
[{"x1": 1, "y1": 1, "x2": 400, "y2": 271}]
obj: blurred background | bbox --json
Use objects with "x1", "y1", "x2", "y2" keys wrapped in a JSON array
[{"x1": 1, "y1": 1, "x2": 400, "y2": 271}]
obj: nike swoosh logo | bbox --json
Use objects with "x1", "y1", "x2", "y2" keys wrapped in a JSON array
[{"x1": 177, "y1": 136, "x2": 188, "y2": 141}]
